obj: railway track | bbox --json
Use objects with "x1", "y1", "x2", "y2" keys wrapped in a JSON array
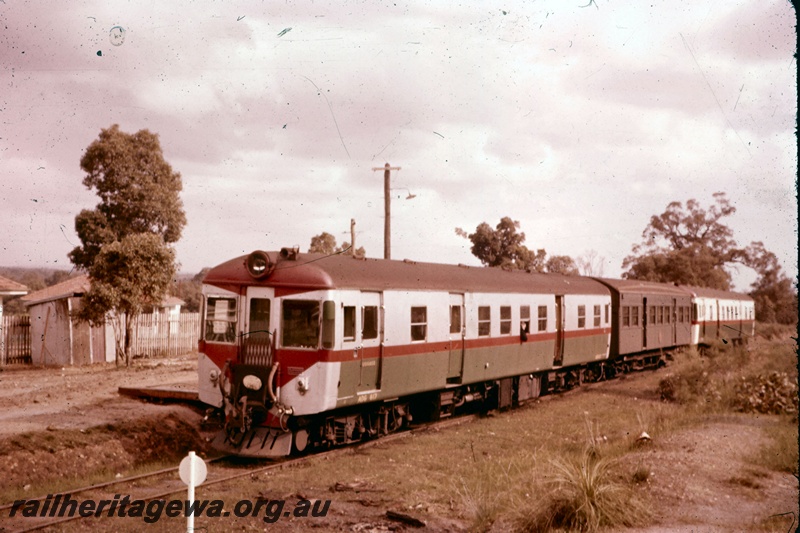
[
  {"x1": 0, "y1": 413, "x2": 480, "y2": 533},
  {"x1": 0, "y1": 358, "x2": 666, "y2": 532}
]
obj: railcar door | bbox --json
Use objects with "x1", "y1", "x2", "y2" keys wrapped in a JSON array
[
  {"x1": 642, "y1": 297, "x2": 648, "y2": 348},
  {"x1": 243, "y1": 288, "x2": 273, "y2": 366},
  {"x1": 553, "y1": 295, "x2": 565, "y2": 367},
  {"x1": 672, "y1": 298, "x2": 677, "y2": 345},
  {"x1": 358, "y1": 292, "x2": 382, "y2": 392},
  {"x1": 447, "y1": 293, "x2": 465, "y2": 382}
]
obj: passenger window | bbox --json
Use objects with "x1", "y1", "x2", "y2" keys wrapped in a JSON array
[
  {"x1": 520, "y1": 305, "x2": 531, "y2": 334},
  {"x1": 537, "y1": 305, "x2": 547, "y2": 332},
  {"x1": 362, "y1": 306, "x2": 378, "y2": 340},
  {"x1": 622, "y1": 306, "x2": 630, "y2": 327},
  {"x1": 205, "y1": 296, "x2": 237, "y2": 343},
  {"x1": 500, "y1": 306, "x2": 512, "y2": 334},
  {"x1": 450, "y1": 305, "x2": 462, "y2": 334},
  {"x1": 478, "y1": 306, "x2": 491, "y2": 336},
  {"x1": 577, "y1": 305, "x2": 586, "y2": 328},
  {"x1": 411, "y1": 306, "x2": 427, "y2": 341},
  {"x1": 282, "y1": 300, "x2": 320, "y2": 349},
  {"x1": 343, "y1": 306, "x2": 356, "y2": 341},
  {"x1": 632, "y1": 306, "x2": 639, "y2": 326},
  {"x1": 593, "y1": 305, "x2": 601, "y2": 327}
]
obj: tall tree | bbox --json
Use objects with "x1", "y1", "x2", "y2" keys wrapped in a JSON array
[
  {"x1": 308, "y1": 232, "x2": 338, "y2": 255},
  {"x1": 69, "y1": 125, "x2": 186, "y2": 365},
  {"x1": 456, "y1": 217, "x2": 546, "y2": 271},
  {"x1": 308, "y1": 232, "x2": 365, "y2": 257},
  {"x1": 546, "y1": 255, "x2": 580, "y2": 276},
  {"x1": 743, "y1": 242, "x2": 798, "y2": 324},
  {"x1": 622, "y1": 193, "x2": 739, "y2": 289},
  {"x1": 623, "y1": 193, "x2": 796, "y2": 324},
  {"x1": 79, "y1": 234, "x2": 176, "y2": 362}
]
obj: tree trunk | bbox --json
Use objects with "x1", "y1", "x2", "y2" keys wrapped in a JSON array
[{"x1": 124, "y1": 313, "x2": 133, "y2": 367}]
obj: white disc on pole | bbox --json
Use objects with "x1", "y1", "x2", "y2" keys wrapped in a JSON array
[{"x1": 179, "y1": 451, "x2": 207, "y2": 486}]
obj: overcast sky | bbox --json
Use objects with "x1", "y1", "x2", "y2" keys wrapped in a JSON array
[{"x1": 2, "y1": 0, "x2": 796, "y2": 291}]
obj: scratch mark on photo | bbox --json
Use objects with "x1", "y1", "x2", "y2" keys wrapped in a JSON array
[
  {"x1": 301, "y1": 75, "x2": 350, "y2": 158},
  {"x1": 680, "y1": 33, "x2": 750, "y2": 157}
]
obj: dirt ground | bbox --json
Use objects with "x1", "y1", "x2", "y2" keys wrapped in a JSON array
[
  {"x1": 0, "y1": 356, "x2": 199, "y2": 437},
  {"x1": 0, "y1": 355, "x2": 797, "y2": 532}
]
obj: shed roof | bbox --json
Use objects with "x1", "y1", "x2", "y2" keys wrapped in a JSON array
[
  {"x1": 21, "y1": 274, "x2": 91, "y2": 306},
  {"x1": 22, "y1": 275, "x2": 185, "y2": 307},
  {"x1": 0, "y1": 275, "x2": 29, "y2": 296},
  {"x1": 204, "y1": 251, "x2": 610, "y2": 296}
]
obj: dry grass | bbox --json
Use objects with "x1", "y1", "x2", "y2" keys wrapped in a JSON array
[{"x1": 514, "y1": 449, "x2": 649, "y2": 532}]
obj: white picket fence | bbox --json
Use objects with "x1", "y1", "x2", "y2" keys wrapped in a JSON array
[
  {"x1": 129, "y1": 312, "x2": 201, "y2": 359},
  {"x1": 0, "y1": 312, "x2": 201, "y2": 365}
]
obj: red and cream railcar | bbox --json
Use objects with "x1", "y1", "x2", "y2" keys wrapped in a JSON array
[
  {"x1": 682, "y1": 286, "x2": 756, "y2": 346},
  {"x1": 198, "y1": 249, "x2": 612, "y2": 457}
]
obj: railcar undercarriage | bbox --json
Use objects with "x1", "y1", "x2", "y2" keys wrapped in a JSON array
[{"x1": 212, "y1": 351, "x2": 671, "y2": 457}]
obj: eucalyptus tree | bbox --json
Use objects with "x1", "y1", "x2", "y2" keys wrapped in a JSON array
[{"x1": 69, "y1": 125, "x2": 186, "y2": 365}]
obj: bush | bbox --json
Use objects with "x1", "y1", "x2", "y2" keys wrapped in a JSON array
[
  {"x1": 731, "y1": 372, "x2": 798, "y2": 416},
  {"x1": 658, "y1": 363, "x2": 715, "y2": 405}
]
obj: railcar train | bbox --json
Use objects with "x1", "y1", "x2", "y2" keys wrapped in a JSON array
[{"x1": 197, "y1": 248, "x2": 755, "y2": 457}]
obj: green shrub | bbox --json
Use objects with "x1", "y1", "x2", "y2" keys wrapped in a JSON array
[{"x1": 731, "y1": 372, "x2": 798, "y2": 416}]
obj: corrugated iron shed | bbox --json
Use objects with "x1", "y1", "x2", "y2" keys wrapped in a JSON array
[{"x1": 21, "y1": 275, "x2": 91, "y2": 306}]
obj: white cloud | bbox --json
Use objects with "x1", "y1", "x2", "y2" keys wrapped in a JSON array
[{"x1": 1, "y1": 0, "x2": 795, "y2": 293}]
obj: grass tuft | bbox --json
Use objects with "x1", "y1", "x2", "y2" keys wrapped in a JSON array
[{"x1": 515, "y1": 449, "x2": 648, "y2": 532}]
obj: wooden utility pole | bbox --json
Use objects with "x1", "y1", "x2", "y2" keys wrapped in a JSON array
[
  {"x1": 372, "y1": 162, "x2": 400, "y2": 259},
  {"x1": 350, "y1": 218, "x2": 356, "y2": 256}
]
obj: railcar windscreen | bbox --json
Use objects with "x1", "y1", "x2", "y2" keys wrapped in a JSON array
[
  {"x1": 205, "y1": 296, "x2": 238, "y2": 343},
  {"x1": 282, "y1": 300, "x2": 321, "y2": 349}
]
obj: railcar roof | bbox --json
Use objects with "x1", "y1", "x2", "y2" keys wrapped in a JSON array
[
  {"x1": 592, "y1": 277, "x2": 692, "y2": 297},
  {"x1": 203, "y1": 252, "x2": 610, "y2": 296},
  {"x1": 679, "y1": 285, "x2": 754, "y2": 301}
]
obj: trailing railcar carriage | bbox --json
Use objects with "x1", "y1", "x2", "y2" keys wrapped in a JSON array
[
  {"x1": 593, "y1": 278, "x2": 693, "y2": 370},
  {"x1": 681, "y1": 286, "x2": 756, "y2": 346},
  {"x1": 198, "y1": 249, "x2": 612, "y2": 457}
]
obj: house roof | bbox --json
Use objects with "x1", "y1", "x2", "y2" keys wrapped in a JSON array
[
  {"x1": 21, "y1": 274, "x2": 91, "y2": 306},
  {"x1": 161, "y1": 296, "x2": 185, "y2": 307},
  {"x1": 22, "y1": 274, "x2": 185, "y2": 308},
  {"x1": 0, "y1": 275, "x2": 29, "y2": 297}
]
